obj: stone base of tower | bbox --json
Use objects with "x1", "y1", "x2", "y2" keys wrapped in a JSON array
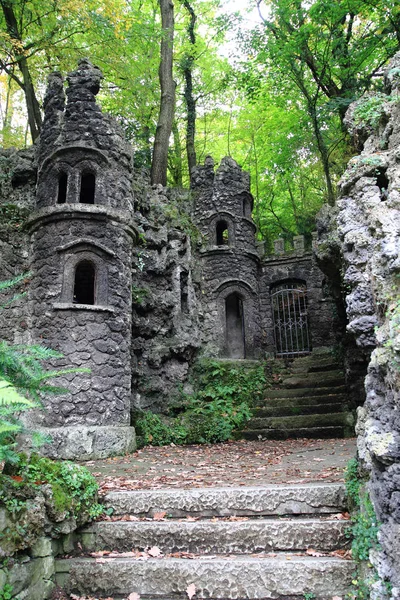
[{"x1": 33, "y1": 425, "x2": 136, "y2": 460}]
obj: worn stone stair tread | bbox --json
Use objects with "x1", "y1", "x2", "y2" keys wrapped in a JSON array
[
  {"x1": 102, "y1": 483, "x2": 347, "y2": 517},
  {"x1": 257, "y1": 394, "x2": 347, "y2": 408},
  {"x1": 241, "y1": 426, "x2": 348, "y2": 440},
  {"x1": 56, "y1": 555, "x2": 355, "y2": 599},
  {"x1": 265, "y1": 386, "x2": 347, "y2": 399},
  {"x1": 253, "y1": 403, "x2": 345, "y2": 417},
  {"x1": 281, "y1": 371, "x2": 345, "y2": 389},
  {"x1": 81, "y1": 518, "x2": 350, "y2": 554},
  {"x1": 247, "y1": 412, "x2": 353, "y2": 429}
]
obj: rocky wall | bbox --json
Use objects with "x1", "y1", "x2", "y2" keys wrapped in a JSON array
[
  {"x1": 0, "y1": 148, "x2": 35, "y2": 345},
  {"x1": 131, "y1": 182, "x2": 202, "y2": 413},
  {"x1": 316, "y1": 53, "x2": 400, "y2": 598}
]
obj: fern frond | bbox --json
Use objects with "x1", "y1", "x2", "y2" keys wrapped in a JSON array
[
  {"x1": 0, "y1": 273, "x2": 30, "y2": 292},
  {"x1": 0, "y1": 378, "x2": 37, "y2": 408}
]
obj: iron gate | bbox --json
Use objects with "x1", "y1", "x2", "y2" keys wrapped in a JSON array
[{"x1": 271, "y1": 281, "x2": 311, "y2": 357}]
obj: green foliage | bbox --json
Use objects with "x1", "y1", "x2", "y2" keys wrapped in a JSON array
[
  {"x1": 345, "y1": 457, "x2": 361, "y2": 509},
  {"x1": 344, "y1": 458, "x2": 385, "y2": 599},
  {"x1": 4, "y1": 453, "x2": 102, "y2": 520},
  {"x1": 135, "y1": 359, "x2": 267, "y2": 447},
  {"x1": 135, "y1": 412, "x2": 188, "y2": 447},
  {"x1": 132, "y1": 285, "x2": 150, "y2": 306},
  {"x1": 303, "y1": 594, "x2": 316, "y2": 600},
  {"x1": 353, "y1": 94, "x2": 393, "y2": 129},
  {"x1": 0, "y1": 584, "x2": 16, "y2": 600},
  {"x1": 351, "y1": 492, "x2": 380, "y2": 562},
  {"x1": 0, "y1": 205, "x2": 29, "y2": 229}
]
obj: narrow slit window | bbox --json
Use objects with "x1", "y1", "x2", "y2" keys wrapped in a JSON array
[
  {"x1": 79, "y1": 173, "x2": 96, "y2": 204},
  {"x1": 57, "y1": 173, "x2": 68, "y2": 204},
  {"x1": 73, "y1": 260, "x2": 96, "y2": 305},
  {"x1": 376, "y1": 168, "x2": 389, "y2": 201},
  {"x1": 216, "y1": 221, "x2": 229, "y2": 246},
  {"x1": 180, "y1": 271, "x2": 189, "y2": 314}
]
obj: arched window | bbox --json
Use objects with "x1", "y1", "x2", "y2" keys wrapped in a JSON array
[
  {"x1": 73, "y1": 260, "x2": 96, "y2": 304},
  {"x1": 216, "y1": 221, "x2": 229, "y2": 246},
  {"x1": 79, "y1": 173, "x2": 96, "y2": 204},
  {"x1": 57, "y1": 172, "x2": 68, "y2": 204},
  {"x1": 225, "y1": 292, "x2": 245, "y2": 358}
]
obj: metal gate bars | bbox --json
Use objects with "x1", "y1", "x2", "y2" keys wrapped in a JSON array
[{"x1": 271, "y1": 281, "x2": 311, "y2": 357}]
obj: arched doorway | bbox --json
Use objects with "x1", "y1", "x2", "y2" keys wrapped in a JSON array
[
  {"x1": 225, "y1": 292, "x2": 245, "y2": 358},
  {"x1": 271, "y1": 281, "x2": 311, "y2": 356}
]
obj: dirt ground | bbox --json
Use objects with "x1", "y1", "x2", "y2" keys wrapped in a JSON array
[{"x1": 81, "y1": 437, "x2": 357, "y2": 494}]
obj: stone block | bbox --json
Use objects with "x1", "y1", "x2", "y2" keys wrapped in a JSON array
[{"x1": 31, "y1": 537, "x2": 52, "y2": 557}]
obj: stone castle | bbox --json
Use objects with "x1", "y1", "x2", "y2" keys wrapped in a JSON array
[
  {"x1": 1, "y1": 54, "x2": 400, "y2": 595},
  {"x1": 0, "y1": 59, "x2": 340, "y2": 460}
]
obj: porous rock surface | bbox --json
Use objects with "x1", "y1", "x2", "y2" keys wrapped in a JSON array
[{"x1": 315, "y1": 52, "x2": 400, "y2": 598}]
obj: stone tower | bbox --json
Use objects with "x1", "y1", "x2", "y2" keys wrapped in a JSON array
[
  {"x1": 26, "y1": 60, "x2": 137, "y2": 459},
  {"x1": 192, "y1": 157, "x2": 261, "y2": 358}
]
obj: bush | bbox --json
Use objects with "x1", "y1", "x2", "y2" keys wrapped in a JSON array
[
  {"x1": 135, "y1": 359, "x2": 266, "y2": 447},
  {"x1": 2, "y1": 452, "x2": 102, "y2": 520}
]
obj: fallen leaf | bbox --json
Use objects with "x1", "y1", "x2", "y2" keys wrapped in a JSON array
[
  {"x1": 148, "y1": 546, "x2": 162, "y2": 557},
  {"x1": 306, "y1": 548, "x2": 325, "y2": 557},
  {"x1": 153, "y1": 511, "x2": 167, "y2": 520},
  {"x1": 187, "y1": 583, "x2": 196, "y2": 599},
  {"x1": 128, "y1": 593, "x2": 141, "y2": 600},
  {"x1": 332, "y1": 597, "x2": 343, "y2": 600}
]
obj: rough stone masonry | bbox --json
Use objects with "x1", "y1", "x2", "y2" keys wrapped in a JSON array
[
  {"x1": 0, "y1": 59, "x2": 338, "y2": 459},
  {"x1": 316, "y1": 52, "x2": 400, "y2": 600}
]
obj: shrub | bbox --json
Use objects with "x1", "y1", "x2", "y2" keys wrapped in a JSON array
[{"x1": 135, "y1": 359, "x2": 266, "y2": 447}]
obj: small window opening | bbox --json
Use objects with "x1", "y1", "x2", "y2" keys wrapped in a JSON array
[
  {"x1": 57, "y1": 173, "x2": 68, "y2": 204},
  {"x1": 73, "y1": 260, "x2": 96, "y2": 305},
  {"x1": 216, "y1": 221, "x2": 229, "y2": 246},
  {"x1": 242, "y1": 197, "x2": 252, "y2": 218},
  {"x1": 180, "y1": 270, "x2": 189, "y2": 314},
  {"x1": 346, "y1": 243, "x2": 354, "y2": 253},
  {"x1": 376, "y1": 168, "x2": 389, "y2": 201},
  {"x1": 79, "y1": 173, "x2": 96, "y2": 204}
]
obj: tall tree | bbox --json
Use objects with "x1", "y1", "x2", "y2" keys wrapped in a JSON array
[
  {"x1": 0, "y1": 0, "x2": 42, "y2": 141},
  {"x1": 180, "y1": 0, "x2": 197, "y2": 179},
  {"x1": 247, "y1": 0, "x2": 400, "y2": 205},
  {"x1": 151, "y1": 0, "x2": 176, "y2": 186}
]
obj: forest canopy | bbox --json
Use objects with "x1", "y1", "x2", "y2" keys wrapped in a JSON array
[{"x1": 1, "y1": 0, "x2": 399, "y2": 247}]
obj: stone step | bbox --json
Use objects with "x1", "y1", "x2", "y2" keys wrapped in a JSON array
[
  {"x1": 265, "y1": 385, "x2": 347, "y2": 399},
  {"x1": 256, "y1": 394, "x2": 347, "y2": 408},
  {"x1": 253, "y1": 403, "x2": 345, "y2": 418},
  {"x1": 248, "y1": 412, "x2": 354, "y2": 431},
  {"x1": 241, "y1": 426, "x2": 350, "y2": 441},
  {"x1": 56, "y1": 555, "x2": 355, "y2": 600},
  {"x1": 281, "y1": 371, "x2": 345, "y2": 389},
  {"x1": 81, "y1": 518, "x2": 350, "y2": 555},
  {"x1": 102, "y1": 484, "x2": 347, "y2": 518}
]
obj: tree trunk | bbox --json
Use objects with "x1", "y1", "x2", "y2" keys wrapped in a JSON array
[
  {"x1": 151, "y1": 0, "x2": 176, "y2": 186},
  {"x1": 0, "y1": 0, "x2": 42, "y2": 142},
  {"x1": 171, "y1": 120, "x2": 183, "y2": 186},
  {"x1": 181, "y1": 0, "x2": 197, "y2": 180}
]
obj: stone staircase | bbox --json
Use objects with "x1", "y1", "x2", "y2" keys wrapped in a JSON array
[
  {"x1": 242, "y1": 351, "x2": 355, "y2": 440},
  {"x1": 56, "y1": 483, "x2": 355, "y2": 599}
]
